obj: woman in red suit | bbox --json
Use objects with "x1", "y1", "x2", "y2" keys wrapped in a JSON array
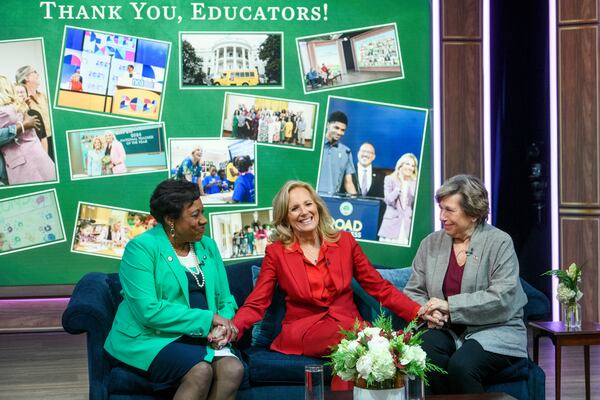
[{"x1": 232, "y1": 180, "x2": 431, "y2": 358}]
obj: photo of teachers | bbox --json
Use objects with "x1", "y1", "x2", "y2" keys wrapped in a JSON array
[
  {"x1": 210, "y1": 208, "x2": 273, "y2": 260},
  {"x1": 71, "y1": 202, "x2": 155, "y2": 259},
  {"x1": 0, "y1": 38, "x2": 57, "y2": 188},
  {"x1": 316, "y1": 96, "x2": 428, "y2": 247},
  {"x1": 66, "y1": 122, "x2": 168, "y2": 180},
  {"x1": 221, "y1": 93, "x2": 318, "y2": 150},
  {"x1": 169, "y1": 138, "x2": 256, "y2": 206},
  {"x1": 55, "y1": 26, "x2": 170, "y2": 121}
]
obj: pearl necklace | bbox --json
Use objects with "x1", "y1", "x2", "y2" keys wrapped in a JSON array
[
  {"x1": 173, "y1": 242, "x2": 206, "y2": 288},
  {"x1": 185, "y1": 245, "x2": 206, "y2": 288}
]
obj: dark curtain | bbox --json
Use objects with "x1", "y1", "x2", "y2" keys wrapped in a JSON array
[{"x1": 491, "y1": 0, "x2": 551, "y2": 297}]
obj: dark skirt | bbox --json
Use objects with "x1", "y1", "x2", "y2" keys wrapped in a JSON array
[
  {"x1": 117, "y1": 271, "x2": 223, "y2": 391},
  {"x1": 146, "y1": 336, "x2": 210, "y2": 390}
]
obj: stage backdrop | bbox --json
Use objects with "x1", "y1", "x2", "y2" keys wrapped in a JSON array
[{"x1": 0, "y1": 0, "x2": 432, "y2": 290}]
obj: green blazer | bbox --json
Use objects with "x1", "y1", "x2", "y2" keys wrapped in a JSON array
[{"x1": 104, "y1": 226, "x2": 237, "y2": 371}]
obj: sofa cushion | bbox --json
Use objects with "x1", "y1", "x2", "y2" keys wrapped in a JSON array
[
  {"x1": 377, "y1": 267, "x2": 412, "y2": 290},
  {"x1": 520, "y1": 278, "x2": 551, "y2": 322},
  {"x1": 250, "y1": 265, "x2": 286, "y2": 348},
  {"x1": 352, "y1": 267, "x2": 412, "y2": 329},
  {"x1": 244, "y1": 347, "x2": 332, "y2": 385}
]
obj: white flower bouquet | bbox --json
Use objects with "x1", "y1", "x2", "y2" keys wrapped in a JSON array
[
  {"x1": 543, "y1": 262, "x2": 583, "y2": 305},
  {"x1": 327, "y1": 314, "x2": 445, "y2": 390}
]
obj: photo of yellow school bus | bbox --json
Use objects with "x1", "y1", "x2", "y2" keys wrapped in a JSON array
[{"x1": 212, "y1": 69, "x2": 260, "y2": 86}]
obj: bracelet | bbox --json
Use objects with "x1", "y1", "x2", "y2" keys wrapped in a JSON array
[{"x1": 17, "y1": 121, "x2": 25, "y2": 135}]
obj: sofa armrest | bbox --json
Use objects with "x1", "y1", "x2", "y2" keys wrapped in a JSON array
[
  {"x1": 62, "y1": 272, "x2": 120, "y2": 400},
  {"x1": 62, "y1": 272, "x2": 118, "y2": 337}
]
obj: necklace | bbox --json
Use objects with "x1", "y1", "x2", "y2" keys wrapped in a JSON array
[
  {"x1": 172, "y1": 242, "x2": 206, "y2": 288},
  {"x1": 185, "y1": 245, "x2": 206, "y2": 288},
  {"x1": 453, "y1": 238, "x2": 471, "y2": 267},
  {"x1": 301, "y1": 242, "x2": 320, "y2": 265}
]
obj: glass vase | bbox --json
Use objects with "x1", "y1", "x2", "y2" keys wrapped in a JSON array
[
  {"x1": 404, "y1": 375, "x2": 424, "y2": 400},
  {"x1": 562, "y1": 300, "x2": 582, "y2": 330}
]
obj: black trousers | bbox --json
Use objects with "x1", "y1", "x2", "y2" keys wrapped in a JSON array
[{"x1": 421, "y1": 328, "x2": 523, "y2": 394}]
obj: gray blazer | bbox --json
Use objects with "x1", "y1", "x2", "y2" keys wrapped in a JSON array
[{"x1": 404, "y1": 222, "x2": 528, "y2": 358}]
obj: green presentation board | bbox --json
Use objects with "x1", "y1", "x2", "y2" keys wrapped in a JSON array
[{"x1": 0, "y1": 0, "x2": 432, "y2": 289}]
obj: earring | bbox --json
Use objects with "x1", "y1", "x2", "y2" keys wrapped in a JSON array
[{"x1": 169, "y1": 223, "x2": 175, "y2": 238}]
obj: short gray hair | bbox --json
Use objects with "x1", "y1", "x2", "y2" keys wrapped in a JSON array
[{"x1": 435, "y1": 174, "x2": 489, "y2": 224}]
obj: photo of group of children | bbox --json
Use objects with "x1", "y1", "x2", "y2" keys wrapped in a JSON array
[
  {"x1": 0, "y1": 38, "x2": 57, "y2": 189},
  {"x1": 210, "y1": 208, "x2": 273, "y2": 260},
  {"x1": 221, "y1": 93, "x2": 318, "y2": 150},
  {"x1": 67, "y1": 122, "x2": 167, "y2": 180},
  {"x1": 1, "y1": 19, "x2": 421, "y2": 261},
  {"x1": 71, "y1": 203, "x2": 156, "y2": 259},
  {"x1": 169, "y1": 138, "x2": 256, "y2": 205}
]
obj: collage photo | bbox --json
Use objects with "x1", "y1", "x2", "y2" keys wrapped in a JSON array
[{"x1": 1, "y1": 21, "x2": 420, "y2": 260}]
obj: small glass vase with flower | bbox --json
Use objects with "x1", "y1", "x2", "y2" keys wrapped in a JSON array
[
  {"x1": 327, "y1": 313, "x2": 445, "y2": 400},
  {"x1": 543, "y1": 262, "x2": 583, "y2": 330}
]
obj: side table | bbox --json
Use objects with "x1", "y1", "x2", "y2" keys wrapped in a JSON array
[{"x1": 529, "y1": 320, "x2": 600, "y2": 400}]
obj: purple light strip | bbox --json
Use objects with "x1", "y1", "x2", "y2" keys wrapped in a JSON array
[
  {"x1": 0, "y1": 297, "x2": 69, "y2": 304},
  {"x1": 432, "y1": 0, "x2": 442, "y2": 230},
  {"x1": 483, "y1": 0, "x2": 492, "y2": 205},
  {"x1": 549, "y1": 0, "x2": 559, "y2": 321}
]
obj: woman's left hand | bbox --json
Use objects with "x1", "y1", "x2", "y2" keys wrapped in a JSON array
[{"x1": 424, "y1": 297, "x2": 449, "y2": 314}]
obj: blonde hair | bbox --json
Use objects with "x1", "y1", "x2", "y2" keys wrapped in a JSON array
[
  {"x1": 92, "y1": 137, "x2": 103, "y2": 150},
  {"x1": 0, "y1": 76, "x2": 28, "y2": 113},
  {"x1": 270, "y1": 180, "x2": 339, "y2": 246},
  {"x1": 394, "y1": 153, "x2": 418, "y2": 182}
]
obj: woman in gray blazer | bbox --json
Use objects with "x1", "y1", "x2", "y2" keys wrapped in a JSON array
[{"x1": 404, "y1": 174, "x2": 527, "y2": 395}]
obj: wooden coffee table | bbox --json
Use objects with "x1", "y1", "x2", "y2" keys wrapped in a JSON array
[
  {"x1": 529, "y1": 320, "x2": 600, "y2": 400},
  {"x1": 325, "y1": 392, "x2": 515, "y2": 399}
]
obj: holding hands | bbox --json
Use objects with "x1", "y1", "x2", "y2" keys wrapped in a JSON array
[
  {"x1": 417, "y1": 297, "x2": 449, "y2": 329},
  {"x1": 208, "y1": 314, "x2": 239, "y2": 349}
]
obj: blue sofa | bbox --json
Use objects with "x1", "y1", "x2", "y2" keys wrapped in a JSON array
[{"x1": 62, "y1": 259, "x2": 548, "y2": 400}]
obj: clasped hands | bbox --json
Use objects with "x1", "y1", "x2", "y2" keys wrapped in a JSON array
[
  {"x1": 207, "y1": 314, "x2": 238, "y2": 350},
  {"x1": 417, "y1": 297, "x2": 449, "y2": 329}
]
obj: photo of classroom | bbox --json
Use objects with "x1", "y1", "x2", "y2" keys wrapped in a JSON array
[
  {"x1": 67, "y1": 123, "x2": 168, "y2": 180},
  {"x1": 297, "y1": 24, "x2": 403, "y2": 93},
  {"x1": 210, "y1": 208, "x2": 273, "y2": 260},
  {"x1": 56, "y1": 27, "x2": 170, "y2": 120},
  {"x1": 71, "y1": 203, "x2": 155, "y2": 259},
  {"x1": 221, "y1": 93, "x2": 318, "y2": 150},
  {"x1": 0, "y1": 38, "x2": 58, "y2": 188},
  {"x1": 169, "y1": 138, "x2": 256, "y2": 205}
]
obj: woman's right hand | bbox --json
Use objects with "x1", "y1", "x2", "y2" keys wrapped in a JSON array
[
  {"x1": 211, "y1": 314, "x2": 238, "y2": 343},
  {"x1": 22, "y1": 114, "x2": 40, "y2": 132}
]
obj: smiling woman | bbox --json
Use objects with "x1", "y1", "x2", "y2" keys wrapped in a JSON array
[
  {"x1": 104, "y1": 179, "x2": 244, "y2": 400},
  {"x1": 403, "y1": 175, "x2": 528, "y2": 396},
  {"x1": 232, "y1": 180, "x2": 438, "y2": 364}
]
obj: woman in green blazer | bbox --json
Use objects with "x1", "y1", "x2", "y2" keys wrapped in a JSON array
[{"x1": 104, "y1": 179, "x2": 243, "y2": 400}]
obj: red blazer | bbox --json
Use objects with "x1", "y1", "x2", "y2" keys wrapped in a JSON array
[{"x1": 233, "y1": 231, "x2": 420, "y2": 355}]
